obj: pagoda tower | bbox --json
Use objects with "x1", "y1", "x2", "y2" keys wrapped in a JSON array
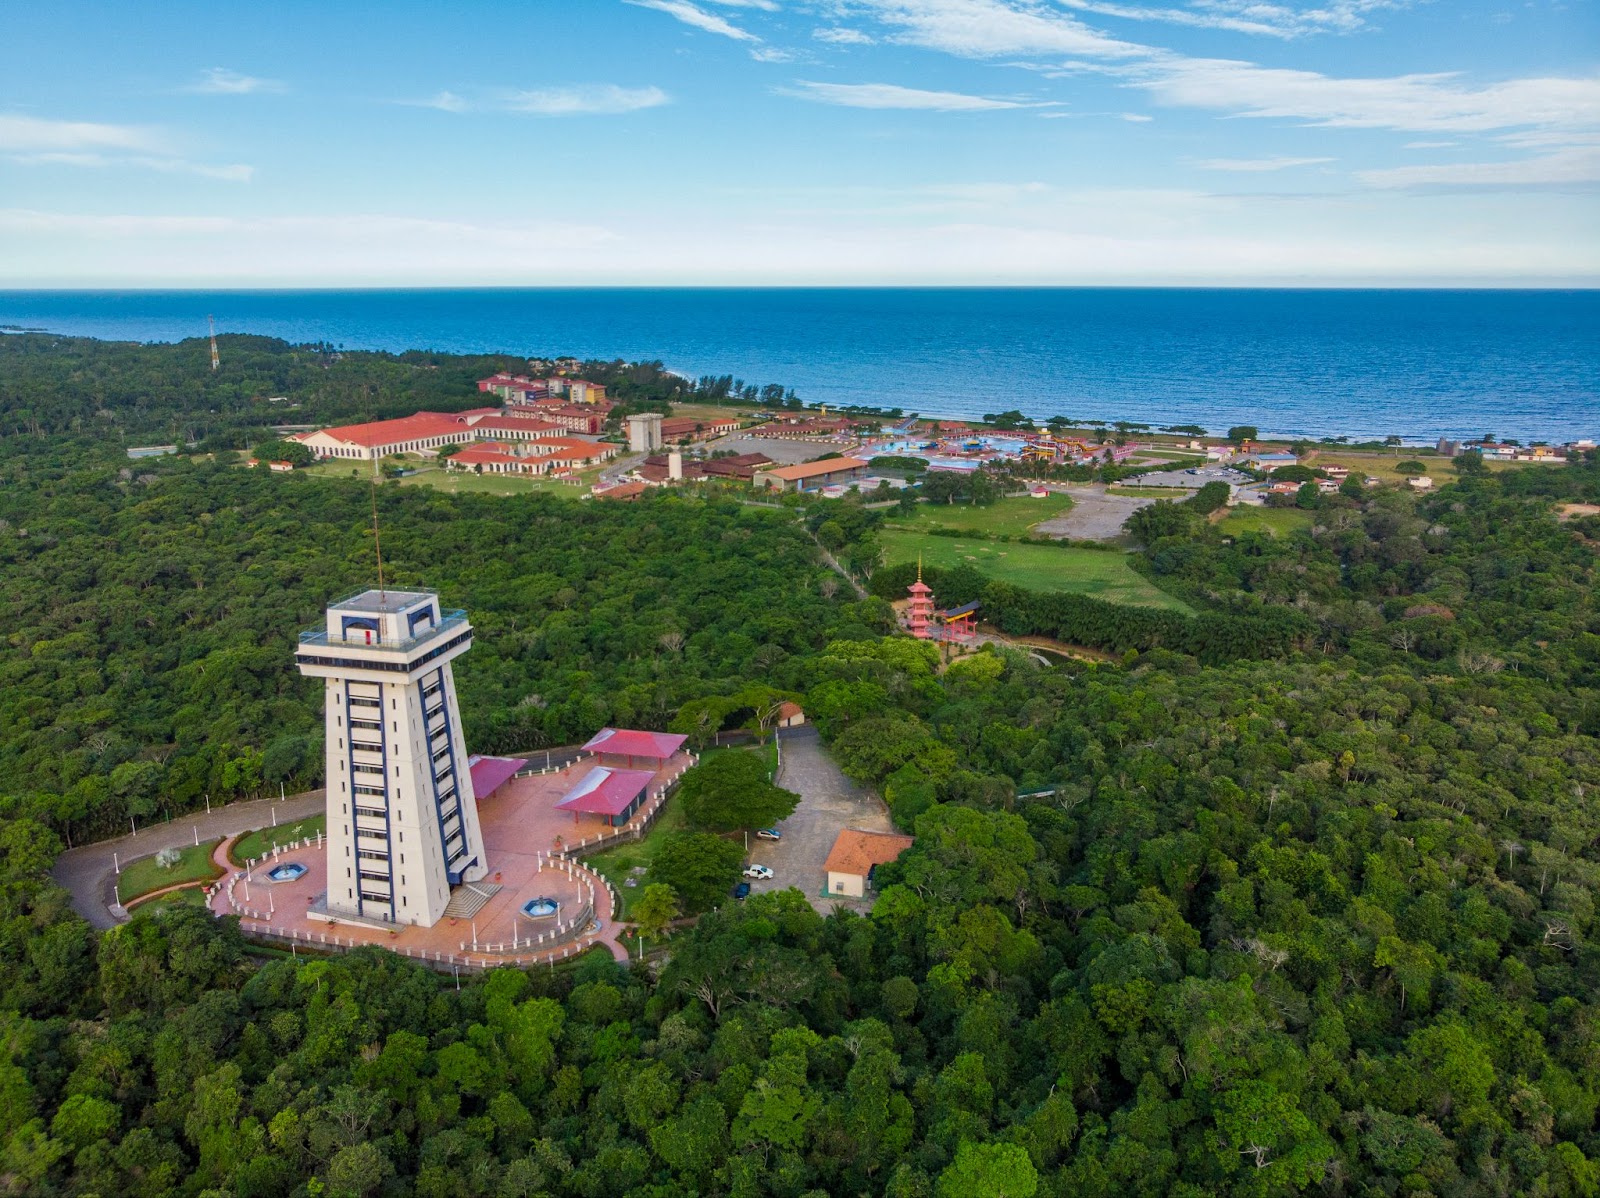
[{"x1": 906, "y1": 559, "x2": 935, "y2": 639}]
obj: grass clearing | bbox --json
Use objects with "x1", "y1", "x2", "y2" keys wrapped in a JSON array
[
  {"x1": 118, "y1": 840, "x2": 224, "y2": 903},
  {"x1": 232, "y1": 814, "x2": 326, "y2": 865},
  {"x1": 1218, "y1": 507, "x2": 1316, "y2": 537},
  {"x1": 583, "y1": 800, "x2": 689, "y2": 921},
  {"x1": 300, "y1": 460, "x2": 593, "y2": 498},
  {"x1": 885, "y1": 493, "x2": 1074, "y2": 538},
  {"x1": 881, "y1": 528, "x2": 1191, "y2": 612}
]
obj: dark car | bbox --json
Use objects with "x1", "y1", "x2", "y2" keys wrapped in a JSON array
[{"x1": 733, "y1": 882, "x2": 751, "y2": 900}]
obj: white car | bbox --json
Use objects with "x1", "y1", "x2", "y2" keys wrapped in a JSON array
[
  {"x1": 743, "y1": 864, "x2": 774, "y2": 880},
  {"x1": 756, "y1": 828, "x2": 782, "y2": 841}
]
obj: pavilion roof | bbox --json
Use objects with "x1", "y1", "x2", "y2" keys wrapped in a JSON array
[
  {"x1": 468, "y1": 755, "x2": 528, "y2": 799},
  {"x1": 582, "y1": 728, "x2": 687, "y2": 760},
  {"x1": 553, "y1": 766, "x2": 655, "y2": 816}
]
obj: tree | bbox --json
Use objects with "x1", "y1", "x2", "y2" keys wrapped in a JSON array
[
  {"x1": 678, "y1": 752, "x2": 800, "y2": 832},
  {"x1": 1227, "y1": 425, "x2": 1258, "y2": 444},
  {"x1": 1454, "y1": 450, "x2": 1488, "y2": 476},
  {"x1": 1188, "y1": 480, "x2": 1230, "y2": 515},
  {"x1": 1125, "y1": 501, "x2": 1195, "y2": 544},
  {"x1": 1295, "y1": 482, "x2": 1321, "y2": 509},
  {"x1": 936, "y1": 1141, "x2": 1039, "y2": 1198},
  {"x1": 1394, "y1": 460, "x2": 1425, "y2": 475},
  {"x1": 647, "y1": 832, "x2": 744, "y2": 913},
  {"x1": 633, "y1": 883, "x2": 680, "y2": 955},
  {"x1": 252, "y1": 439, "x2": 314, "y2": 468}
]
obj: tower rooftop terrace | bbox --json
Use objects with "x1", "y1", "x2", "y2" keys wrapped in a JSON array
[{"x1": 330, "y1": 587, "x2": 437, "y2": 613}]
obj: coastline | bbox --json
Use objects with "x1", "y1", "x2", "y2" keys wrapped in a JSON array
[{"x1": 1, "y1": 288, "x2": 1594, "y2": 446}]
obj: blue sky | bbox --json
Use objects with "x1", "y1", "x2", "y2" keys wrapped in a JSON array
[{"x1": 1, "y1": 0, "x2": 1596, "y2": 284}]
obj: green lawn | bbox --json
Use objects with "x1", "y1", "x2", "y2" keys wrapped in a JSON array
[
  {"x1": 885, "y1": 493, "x2": 1073, "y2": 538},
  {"x1": 1217, "y1": 507, "x2": 1315, "y2": 537},
  {"x1": 583, "y1": 800, "x2": 689, "y2": 921},
  {"x1": 118, "y1": 840, "x2": 224, "y2": 903},
  {"x1": 881, "y1": 529, "x2": 1191, "y2": 612},
  {"x1": 232, "y1": 814, "x2": 326, "y2": 865}
]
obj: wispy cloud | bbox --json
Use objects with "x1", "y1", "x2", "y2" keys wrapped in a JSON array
[
  {"x1": 0, "y1": 113, "x2": 164, "y2": 153},
  {"x1": 628, "y1": 0, "x2": 759, "y2": 40},
  {"x1": 503, "y1": 85, "x2": 671, "y2": 115},
  {"x1": 750, "y1": 47, "x2": 796, "y2": 62},
  {"x1": 411, "y1": 91, "x2": 469, "y2": 113},
  {"x1": 1132, "y1": 58, "x2": 1600, "y2": 133},
  {"x1": 0, "y1": 113, "x2": 250, "y2": 180},
  {"x1": 1359, "y1": 145, "x2": 1600, "y2": 188},
  {"x1": 814, "y1": 26, "x2": 875, "y2": 44},
  {"x1": 7, "y1": 152, "x2": 252, "y2": 181},
  {"x1": 848, "y1": 0, "x2": 1141, "y2": 59},
  {"x1": 1196, "y1": 155, "x2": 1334, "y2": 170},
  {"x1": 185, "y1": 67, "x2": 284, "y2": 95},
  {"x1": 784, "y1": 80, "x2": 1046, "y2": 110},
  {"x1": 1403, "y1": 140, "x2": 1457, "y2": 148},
  {"x1": 702, "y1": 0, "x2": 778, "y2": 8},
  {"x1": 1055, "y1": 0, "x2": 1407, "y2": 39}
]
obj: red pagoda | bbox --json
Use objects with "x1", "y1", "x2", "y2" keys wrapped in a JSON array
[{"x1": 906, "y1": 558, "x2": 935, "y2": 639}]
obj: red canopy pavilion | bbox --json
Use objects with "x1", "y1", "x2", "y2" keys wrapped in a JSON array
[
  {"x1": 582, "y1": 728, "x2": 687, "y2": 769},
  {"x1": 553, "y1": 766, "x2": 657, "y2": 828}
]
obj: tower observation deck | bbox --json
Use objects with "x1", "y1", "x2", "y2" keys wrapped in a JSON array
[{"x1": 295, "y1": 588, "x2": 489, "y2": 927}]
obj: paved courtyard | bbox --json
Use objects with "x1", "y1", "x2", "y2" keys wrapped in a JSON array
[
  {"x1": 745, "y1": 728, "x2": 897, "y2": 914},
  {"x1": 210, "y1": 752, "x2": 691, "y2": 966}
]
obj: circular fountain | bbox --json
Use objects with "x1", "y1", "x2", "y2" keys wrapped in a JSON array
[
  {"x1": 521, "y1": 896, "x2": 559, "y2": 918},
  {"x1": 265, "y1": 862, "x2": 308, "y2": 883}
]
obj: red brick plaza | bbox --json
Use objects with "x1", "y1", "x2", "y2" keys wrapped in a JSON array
[{"x1": 207, "y1": 730, "x2": 694, "y2": 970}]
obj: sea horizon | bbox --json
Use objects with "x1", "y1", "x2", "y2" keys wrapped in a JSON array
[{"x1": 3, "y1": 286, "x2": 1596, "y2": 445}]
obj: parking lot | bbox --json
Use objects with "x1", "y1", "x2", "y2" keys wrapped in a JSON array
[
  {"x1": 1131, "y1": 465, "x2": 1253, "y2": 489},
  {"x1": 743, "y1": 727, "x2": 897, "y2": 914}
]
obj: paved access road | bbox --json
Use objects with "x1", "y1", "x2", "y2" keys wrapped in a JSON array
[
  {"x1": 52, "y1": 791, "x2": 325, "y2": 929},
  {"x1": 744, "y1": 727, "x2": 897, "y2": 914}
]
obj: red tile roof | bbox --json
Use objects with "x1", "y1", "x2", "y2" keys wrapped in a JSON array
[
  {"x1": 823, "y1": 829, "x2": 915, "y2": 877},
  {"x1": 312, "y1": 412, "x2": 467, "y2": 448},
  {"x1": 553, "y1": 766, "x2": 656, "y2": 816},
  {"x1": 582, "y1": 728, "x2": 687, "y2": 760}
]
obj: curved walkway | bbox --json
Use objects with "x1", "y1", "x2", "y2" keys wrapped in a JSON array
[{"x1": 52, "y1": 791, "x2": 325, "y2": 929}]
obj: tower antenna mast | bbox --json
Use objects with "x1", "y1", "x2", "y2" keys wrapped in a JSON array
[
  {"x1": 207, "y1": 314, "x2": 219, "y2": 372},
  {"x1": 370, "y1": 466, "x2": 387, "y2": 604}
]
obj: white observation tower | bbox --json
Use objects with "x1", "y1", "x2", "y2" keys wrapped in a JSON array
[{"x1": 295, "y1": 588, "x2": 489, "y2": 927}]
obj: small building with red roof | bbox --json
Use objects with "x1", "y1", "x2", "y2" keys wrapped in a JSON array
[
  {"x1": 823, "y1": 829, "x2": 915, "y2": 899},
  {"x1": 582, "y1": 728, "x2": 687, "y2": 768},
  {"x1": 553, "y1": 766, "x2": 657, "y2": 827}
]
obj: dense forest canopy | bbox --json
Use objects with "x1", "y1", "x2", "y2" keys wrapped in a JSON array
[
  {"x1": 0, "y1": 333, "x2": 700, "y2": 445},
  {"x1": 0, "y1": 336, "x2": 1597, "y2": 1197}
]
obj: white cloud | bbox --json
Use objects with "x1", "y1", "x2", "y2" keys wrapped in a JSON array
[
  {"x1": 1403, "y1": 140, "x2": 1457, "y2": 148},
  {"x1": 503, "y1": 85, "x2": 670, "y2": 115},
  {"x1": 627, "y1": 0, "x2": 759, "y2": 40},
  {"x1": 1359, "y1": 145, "x2": 1600, "y2": 188},
  {"x1": 850, "y1": 0, "x2": 1141, "y2": 59},
  {"x1": 814, "y1": 26, "x2": 875, "y2": 44},
  {"x1": 7, "y1": 151, "x2": 253, "y2": 181},
  {"x1": 0, "y1": 113, "x2": 164, "y2": 153},
  {"x1": 415, "y1": 91, "x2": 469, "y2": 113},
  {"x1": 186, "y1": 67, "x2": 284, "y2": 95},
  {"x1": 1121, "y1": 112, "x2": 1153, "y2": 121},
  {"x1": 784, "y1": 80, "x2": 1043, "y2": 110},
  {"x1": 1133, "y1": 58, "x2": 1600, "y2": 133},
  {"x1": 702, "y1": 0, "x2": 778, "y2": 8},
  {"x1": 750, "y1": 46, "x2": 796, "y2": 62},
  {"x1": 1054, "y1": 0, "x2": 1406, "y2": 39},
  {"x1": 1197, "y1": 155, "x2": 1334, "y2": 170}
]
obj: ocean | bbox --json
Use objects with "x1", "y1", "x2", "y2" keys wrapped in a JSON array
[{"x1": 1, "y1": 288, "x2": 1595, "y2": 443}]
